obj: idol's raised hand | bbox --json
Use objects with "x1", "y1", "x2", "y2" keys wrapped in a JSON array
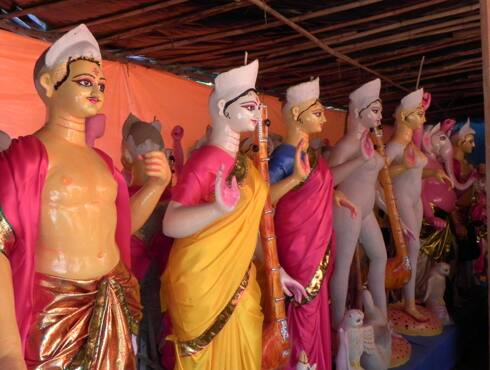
[
  {"x1": 293, "y1": 139, "x2": 311, "y2": 182},
  {"x1": 142, "y1": 150, "x2": 172, "y2": 188},
  {"x1": 403, "y1": 143, "x2": 417, "y2": 169},
  {"x1": 215, "y1": 164, "x2": 240, "y2": 214},
  {"x1": 360, "y1": 129, "x2": 375, "y2": 160}
]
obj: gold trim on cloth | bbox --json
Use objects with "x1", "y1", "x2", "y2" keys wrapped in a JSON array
[
  {"x1": 25, "y1": 261, "x2": 142, "y2": 370},
  {"x1": 178, "y1": 266, "x2": 251, "y2": 357},
  {"x1": 300, "y1": 248, "x2": 331, "y2": 305},
  {"x1": 0, "y1": 208, "x2": 15, "y2": 257},
  {"x1": 68, "y1": 278, "x2": 140, "y2": 369},
  {"x1": 420, "y1": 217, "x2": 453, "y2": 262}
]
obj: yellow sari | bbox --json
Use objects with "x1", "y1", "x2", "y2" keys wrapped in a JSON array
[{"x1": 162, "y1": 159, "x2": 266, "y2": 370}]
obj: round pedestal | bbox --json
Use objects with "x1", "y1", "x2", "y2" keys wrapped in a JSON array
[
  {"x1": 388, "y1": 304, "x2": 443, "y2": 336},
  {"x1": 390, "y1": 334, "x2": 411, "y2": 368}
]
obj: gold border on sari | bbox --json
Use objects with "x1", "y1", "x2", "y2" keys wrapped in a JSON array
[
  {"x1": 178, "y1": 266, "x2": 251, "y2": 357},
  {"x1": 300, "y1": 247, "x2": 331, "y2": 305},
  {"x1": 0, "y1": 207, "x2": 15, "y2": 257}
]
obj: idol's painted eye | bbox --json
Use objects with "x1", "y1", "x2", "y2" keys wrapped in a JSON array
[
  {"x1": 74, "y1": 78, "x2": 93, "y2": 87},
  {"x1": 314, "y1": 112, "x2": 322, "y2": 117},
  {"x1": 241, "y1": 104, "x2": 256, "y2": 112},
  {"x1": 98, "y1": 83, "x2": 106, "y2": 93},
  {"x1": 440, "y1": 135, "x2": 447, "y2": 141}
]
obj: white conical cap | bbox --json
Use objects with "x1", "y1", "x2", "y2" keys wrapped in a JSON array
[
  {"x1": 349, "y1": 78, "x2": 381, "y2": 109},
  {"x1": 286, "y1": 77, "x2": 320, "y2": 107},
  {"x1": 45, "y1": 24, "x2": 101, "y2": 69},
  {"x1": 453, "y1": 117, "x2": 476, "y2": 142},
  {"x1": 213, "y1": 59, "x2": 259, "y2": 102}
]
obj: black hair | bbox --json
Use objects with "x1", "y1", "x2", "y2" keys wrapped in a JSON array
[
  {"x1": 358, "y1": 98, "x2": 382, "y2": 118},
  {"x1": 53, "y1": 56, "x2": 101, "y2": 90},
  {"x1": 223, "y1": 88, "x2": 257, "y2": 118},
  {"x1": 297, "y1": 99, "x2": 320, "y2": 123}
]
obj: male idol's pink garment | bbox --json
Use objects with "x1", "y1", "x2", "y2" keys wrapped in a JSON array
[{"x1": 0, "y1": 135, "x2": 133, "y2": 353}]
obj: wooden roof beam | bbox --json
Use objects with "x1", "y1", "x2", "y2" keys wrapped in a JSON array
[
  {"x1": 98, "y1": 2, "x2": 251, "y2": 45},
  {"x1": 52, "y1": 0, "x2": 189, "y2": 33},
  {"x1": 0, "y1": 0, "x2": 76, "y2": 21},
  {"x1": 181, "y1": 16, "x2": 479, "y2": 75},
  {"x1": 254, "y1": 35, "x2": 481, "y2": 90},
  {"x1": 242, "y1": 12, "x2": 481, "y2": 68},
  {"x1": 246, "y1": 0, "x2": 409, "y2": 92},
  {"x1": 283, "y1": 60, "x2": 483, "y2": 104},
  {"x1": 125, "y1": 0, "x2": 382, "y2": 56},
  {"x1": 174, "y1": 3, "x2": 479, "y2": 70},
  {"x1": 255, "y1": 19, "x2": 480, "y2": 75},
  {"x1": 309, "y1": 53, "x2": 483, "y2": 100},
  {"x1": 255, "y1": 3, "x2": 480, "y2": 62},
  {"x1": 149, "y1": 0, "x2": 449, "y2": 65},
  {"x1": 274, "y1": 44, "x2": 481, "y2": 84}
]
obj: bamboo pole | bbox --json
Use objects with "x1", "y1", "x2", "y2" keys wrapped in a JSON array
[
  {"x1": 263, "y1": 46, "x2": 482, "y2": 91},
  {"x1": 342, "y1": 17, "x2": 480, "y2": 53},
  {"x1": 416, "y1": 56, "x2": 426, "y2": 89},
  {"x1": 262, "y1": 36, "x2": 481, "y2": 89},
  {"x1": 160, "y1": 0, "x2": 449, "y2": 65},
  {"x1": 163, "y1": 24, "x2": 480, "y2": 75},
  {"x1": 479, "y1": 0, "x2": 490, "y2": 364},
  {"x1": 98, "y1": 2, "x2": 250, "y2": 45},
  {"x1": 174, "y1": 3, "x2": 479, "y2": 69},
  {"x1": 246, "y1": 0, "x2": 409, "y2": 92},
  {"x1": 0, "y1": 0, "x2": 75, "y2": 21},
  {"x1": 253, "y1": 20, "x2": 480, "y2": 75},
  {"x1": 257, "y1": 4, "x2": 480, "y2": 62},
  {"x1": 126, "y1": 0, "x2": 381, "y2": 55},
  {"x1": 53, "y1": 0, "x2": 189, "y2": 32}
]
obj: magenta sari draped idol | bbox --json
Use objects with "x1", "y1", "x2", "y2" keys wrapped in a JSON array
[{"x1": 269, "y1": 144, "x2": 335, "y2": 370}]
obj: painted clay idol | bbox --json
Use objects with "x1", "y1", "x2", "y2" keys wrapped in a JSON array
[
  {"x1": 416, "y1": 122, "x2": 473, "y2": 297},
  {"x1": 329, "y1": 79, "x2": 388, "y2": 329},
  {"x1": 0, "y1": 24, "x2": 170, "y2": 369},
  {"x1": 269, "y1": 77, "x2": 356, "y2": 370},
  {"x1": 336, "y1": 310, "x2": 375, "y2": 370},
  {"x1": 162, "y1": 60, "x2": 267, "y2": 369},
  {"x1": 386, "y1": 89, "x2": 442, "y2": 336},
  {"x1": 450, "y1": 119, "x2": 478, "y2": 257},
  {"x1": 423, "y1": 262, "x2": 452, "y2": 325},
  {"x1": 122, "y1": 114, "x2": 174, "y2": 369}
]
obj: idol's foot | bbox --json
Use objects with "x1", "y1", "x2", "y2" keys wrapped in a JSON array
[
  {"x1": 403, "y1": 305, "x2": 430, "y2": 322},
  {"x1": 388, "y1": 303, "x2": 443, "y2": 336}
]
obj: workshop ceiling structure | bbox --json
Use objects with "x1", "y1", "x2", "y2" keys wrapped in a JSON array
[{"x1": 0, "y1": 0, "x2": 483, "y2": 120}]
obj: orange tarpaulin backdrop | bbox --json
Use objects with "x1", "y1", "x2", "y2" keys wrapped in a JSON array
[{"x1": 0, "y1": 30, "x2": 346, "y2": 165}]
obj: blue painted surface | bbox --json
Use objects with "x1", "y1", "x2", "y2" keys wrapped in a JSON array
[
  {"x1": 453, "y1": 119, "x2": 485, "y2": 165},
  {"x1": 396, "y1": 326, "x2": 459, "y2": 370}
]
